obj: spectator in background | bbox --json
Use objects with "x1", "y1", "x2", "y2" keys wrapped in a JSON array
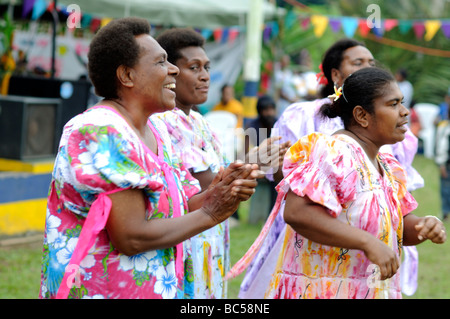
[
  {"x1": 14, "y1": 49, "x2": 28, "y2": 75},
  {"x1": 435, "y1": 117, "x2": 450, "y2": 221},
  {"x1": 395, "y1": 68, "x2": 414, "y2": 109},
  {"x1": 292, "y1": 49, "x2": 318, "y2": 101},
  {"x1": 434, "y1": 87, "x2": 450, "y2": 222},
  {"x1": 212, "y1": 84, "x2": 244, "y2": 128},
  {"x1": 435, "y1": 87, "x2": 450, "y2": 126},
  {"x1": 408, "y1": 100, "x2": 422, "y2": 137},
  {"x1": 274, "y1": 54, "x2": 299, "y2": 116},
  {"x1": 244, "y1": 95, "x2": 278, "y2": 224}
]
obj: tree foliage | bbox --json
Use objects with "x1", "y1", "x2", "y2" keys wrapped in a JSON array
[{"x1": 260, "y1": 0, "x2": 450, "y2": 105}]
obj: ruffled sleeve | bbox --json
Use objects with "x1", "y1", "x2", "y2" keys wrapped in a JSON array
[
  {"x1": 277, "y1": 133, "x2": 358, "y2": 217},
  {"x1": 59, "y1": 113, "x2": 165, "y2": 215},
  {"x1": 379, "y1": 152, "x2": 418, "y2": 216}
]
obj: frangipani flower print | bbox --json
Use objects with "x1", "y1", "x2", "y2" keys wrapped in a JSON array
[
  {"x1": 119, "y1": 250, "x2": 158, "y2": 273},
  {"x1": 45, "y1": 212, "x2": 64, "y2": 247},
  {"x1": 154, "y1": 262, "x2": 178, "y2": 299},
  {"x1": 56, "y1": 238, "x2": 78, "y2": 265}
]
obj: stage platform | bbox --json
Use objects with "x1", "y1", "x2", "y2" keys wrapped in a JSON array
[{"x1": 0, "y1": 158, "x2": 54, "y2": 235}]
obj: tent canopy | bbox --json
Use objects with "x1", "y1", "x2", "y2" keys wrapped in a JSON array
[{"x1": 57, "y1": 0, "x2": 282, "y2": 28}]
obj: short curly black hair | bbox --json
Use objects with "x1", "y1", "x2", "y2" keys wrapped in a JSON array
[
  {"x1": 156, "y1": 28, "x2": 205, "y2": 65},
  {"x1": 88, "y1": 17, "x2": 150, "y2": 99}
]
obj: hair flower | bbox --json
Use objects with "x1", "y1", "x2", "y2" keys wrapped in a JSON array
[
  {"x1": 316, "y1": 63, "x2": 328, "y2": 86},
  {"x1": 328, "y1": 85, "x2": 342, "y2": 101}
]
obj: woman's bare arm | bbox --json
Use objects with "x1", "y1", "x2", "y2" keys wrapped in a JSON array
[
  {"x1": 283, "y1": 190, "x2": 400, "y2": 280},
  {"x1": 106, "y1": 163, "x2": 257, "y2": 256}
]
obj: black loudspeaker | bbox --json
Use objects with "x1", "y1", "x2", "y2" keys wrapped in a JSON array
[
  {"x1": 7, "y1": 75, "x2": 92, "y2": 142},
  {"x1": 0, "y1": 95, "x2": 62, "y2": 160}
]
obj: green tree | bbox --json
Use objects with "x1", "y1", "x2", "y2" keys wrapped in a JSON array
[{"x1": 258, "y1": 0, "x2": 450, "y2": 105}]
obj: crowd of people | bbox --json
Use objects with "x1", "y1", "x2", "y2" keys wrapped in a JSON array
[{"x1": 38, "y1": 17, "x2": 446, "y2": 299}]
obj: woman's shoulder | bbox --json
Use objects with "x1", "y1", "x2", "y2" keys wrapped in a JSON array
[
  {"x1": 61, "y1": 106, "x2": 130, "y2": 141},
  {"x1": 65, "y1": 105, "x2": 126, "y2": 127},
  {"x1": 283, "y1": 132, "x2": 353, "y2": 175},
  {"x1": 289, "y1": 132, "x2": 351, "y2": 157}
]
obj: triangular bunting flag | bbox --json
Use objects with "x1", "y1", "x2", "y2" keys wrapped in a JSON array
[
  {"x1": 46, "y1": 0, "x2": 54, "y2": 11},
  {"x1": 310, "y1": 15, "x2": 329, "y2": 38},
  {"x1": 271, "y1": 22, "x2": 279, "y2": 37},
  {"x1": 329, "y1": 18, "x2": 341, "y2": 33},
  {"x1": 213, "y1": 28, "x2": 223, "y2": 43},
  {"x1": 31, "y1": 0, "x2": 48, "y2": 20},
  {"x1": 201, "y1": 29, "x2": 213, "y2": 41},
  {"x1": 285, "y1": 10, "x2": 297, "y2": 29},
  {"x1": 372, "y1": 24, "x2": 385, "y2": 37},
  {"x1": 341, "y1": 17, "x2": 358, "y2": 38},
  {"x1": 221, "y1": 28, "x2": 229, "y2": 44},
  {"x1": 228, "y1": 28, "x2": 239, "y2": 44},
  {"x1": 441, "y1": 22, "x2": 450, "y2": 38},
  {"x1": 90, "y1": 18, "x2": 101, "y2": 33},
  {"x1": 424, "y1": 20, "x2": 441, "y2": 41},
  {"x1": 22, "y1": 0, "x2": 36, "y2": 18},
  {"x1": 81, "y1": 14, "x2": 92, "y2": 29},
  {"x1": 101, "y1": 18, "x2": 112, "y2": 28},
  {"x1": 399, "y1": 20, "x2": 413, "y2": 34},
  {"x1": 413, "y1": 21, "x2": 425, "y2": 39},
  {"x1": 263, "y1": 25, "x2": 271, "y2": 43},
  {"x1": 384, "y1": 19, "x2": 398, "y2": 31},
  {"x1": 358, "y1": 19, "x2": 370, "y2": 37}
]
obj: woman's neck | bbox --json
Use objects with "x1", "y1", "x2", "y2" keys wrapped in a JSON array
[
  {"x1": 338, "y1": 128, "x2": 380, "y2": 161},
  {"x1": 103, "y1": 98, "x2": 148, "y2": 134},
  {"x1": 175, "y1": 100, "x2": 193, "y2": 116}
]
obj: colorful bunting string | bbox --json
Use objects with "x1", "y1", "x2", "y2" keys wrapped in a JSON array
[
  {"x1": 297, "y1": 13, "x2": 450, "y2": 41},
  {"x1": 16, "y1": 0, "x2": 450, "y2": 47}
]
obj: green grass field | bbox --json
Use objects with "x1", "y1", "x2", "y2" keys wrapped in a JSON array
[{"x1": 0, "y1": 154, "x2": 448, "y2": 299}]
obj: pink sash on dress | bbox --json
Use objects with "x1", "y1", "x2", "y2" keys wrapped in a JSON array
[{"x1": 56, "y1": 189, "x2": 121, "y2": 299}]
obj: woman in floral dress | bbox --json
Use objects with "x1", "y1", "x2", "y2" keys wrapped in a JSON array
[
  {"x1": 154, "y1": 28, "x2": 288, "y2": 299},
  {"x1": 39, "y1": 17, "x2": 259, "y2": 299},
  {"x1": 229, "y1": 67, "x2": 446, "y2": 299},
  {"x1": 238, "y1": 39, "x2": 424, "y2": 298}
]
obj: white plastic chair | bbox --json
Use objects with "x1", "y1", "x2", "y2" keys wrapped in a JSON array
[
  {"x1": 203, "y1": 110, "x2": 239, "y2": 161},
  {"x1": 414, "y1": 103, "x2": 439, "y2": 158}
]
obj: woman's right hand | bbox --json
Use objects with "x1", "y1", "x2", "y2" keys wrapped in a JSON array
[
  {"x1": 362, "y1": 237, "x2": 400, "y2": 281},
  {"x1": 201, "y1": 162, "x2": 258, "y2": 224}
]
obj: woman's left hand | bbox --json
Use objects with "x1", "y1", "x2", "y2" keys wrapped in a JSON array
[
  {"x1": 221, "y1": 161, "x2": 261, "y2": 201},
  {"x1": 415, "y1": 215, "x2": 447, "y2": 244}
]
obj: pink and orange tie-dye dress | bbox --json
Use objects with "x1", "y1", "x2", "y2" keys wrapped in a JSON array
[{"x1": 229, "y1": 132, "x2": 418, "y2": 299}]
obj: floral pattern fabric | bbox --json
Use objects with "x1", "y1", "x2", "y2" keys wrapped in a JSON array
[
  {"x1": 239, "y1": 98, "x2": 423, "y2": 298},
  {"x1": 153, "y1": 108, "x2": 230, "y2": 299},
  {"x1": 154, "y1": 108, "x2": 227, "y2": 175},
  {"x1": 40, "y1": 106, "x2": 200, "y2": 299},
  {"x1": 230, "y1": 132, "x2": 418, "y2": 299}
]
